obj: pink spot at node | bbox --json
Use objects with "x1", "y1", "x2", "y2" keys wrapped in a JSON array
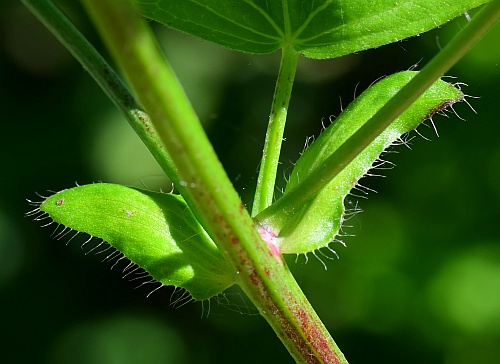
[{"x1": 259, "y1": 227, "x2": 281, "y2": 258}]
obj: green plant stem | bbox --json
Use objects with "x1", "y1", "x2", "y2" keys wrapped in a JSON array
[
  {"x1": 255, "y1": 0, "x2": 500, "y2": 225},
  {"x1": 20, "y1": 0, "x2": 180, "y2": 188},
  {"x1": 81, "y1": 0, "x2": 347, "y2": 362},
  {"x1": 252, "y1": 46, "x2": 299, "y2": 216}
]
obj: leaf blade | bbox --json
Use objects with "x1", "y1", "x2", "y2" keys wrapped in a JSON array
[
  {"x1": 138, "y1": 0, "x2": 284, "y2": 54},
  {"x1": 39, "y1": 183, "x2": 235, "y2": 300},
  {"x1": 256, "y1": 71, "x2": 464, "y2": 254},
  {"x1": 295, "y1": 0, "x2": 490, "y2": 59},
  {"x1": 137, "y1": 0, "x2": 490, "y2": 58}
]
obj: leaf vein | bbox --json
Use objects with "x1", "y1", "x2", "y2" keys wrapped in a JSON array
[
  {"x1": 244, "y1": 0, "x2": 284, "y2": 38},
  {"x1": 295, "y1": 2, "x2": 433, "y2": 46},
  {"x1": 292, "y1": 0, "x2": 334, "y2": 40},
  {"x1": 184, "y1": 0, "x2": 282, "y2": 41}
]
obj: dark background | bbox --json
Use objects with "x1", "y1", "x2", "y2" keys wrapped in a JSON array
[{"x1": 2, "y1": 1, "x2": 500, "y2": 363}]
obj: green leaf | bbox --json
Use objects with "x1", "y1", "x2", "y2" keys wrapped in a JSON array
[
  {"x1": 37, "y1": 183, "x2": 235, "y2": 300},
  {"x1": 137, "y1": 0, "x2": 489, "y2": 58},
  {"x1": 258, "y1": 71, "x2": 464, "y2": 254}
]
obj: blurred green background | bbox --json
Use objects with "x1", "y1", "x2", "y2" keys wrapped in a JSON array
[{"x1": 2, "y1": 1, "x2": 500, "y2": 363}]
